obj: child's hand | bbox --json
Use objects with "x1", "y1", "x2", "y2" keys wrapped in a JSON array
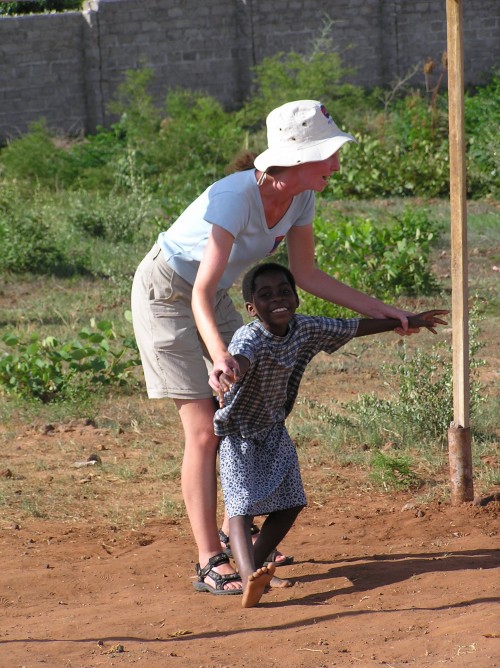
[
  {"x1": 407, "y1": 310, "x2": 449, "y2": 335},
  {"x1": 216, "y1": 372, "x2": 235, "y2": 407}
]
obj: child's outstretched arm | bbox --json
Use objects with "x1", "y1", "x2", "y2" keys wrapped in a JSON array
[{"x1": 355, "y1": 310, "x2": 449, "y2": 338}]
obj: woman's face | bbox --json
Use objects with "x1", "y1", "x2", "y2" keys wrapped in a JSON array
[{"x1": 295, "y1": 152, "x2": 341, "y2": 192}]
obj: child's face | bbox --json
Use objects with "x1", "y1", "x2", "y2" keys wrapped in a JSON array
[{"x1": 246, "y1": 271, "x2": 299, "y2": 336}]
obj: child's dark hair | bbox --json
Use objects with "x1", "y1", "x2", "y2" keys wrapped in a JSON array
[{"x1": 242, "y1": 262, "x2": 298, "y2": 303}]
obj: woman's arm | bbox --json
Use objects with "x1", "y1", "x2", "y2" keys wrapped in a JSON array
[
  {"x1": 192, "y1": 224, "x2": 240, "y2": 385},
  {"x1": 287, "y1": 223, "x2": 414, "y2": 330}
]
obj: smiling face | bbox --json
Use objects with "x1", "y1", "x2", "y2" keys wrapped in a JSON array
[
  {"x1": 293, "y1": 151, "x2": 341, "y2": 192},
  {"x1": 246, "y1": 270, "x2": 300, "y2": 336}
]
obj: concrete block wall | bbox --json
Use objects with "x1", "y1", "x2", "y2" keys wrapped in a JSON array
[
  {"x1": 0, "y1": 11, "x2": 87, "y2": 140},
  {"x1": 0, "y1": 0, "x2": 498, "y2": 143}
]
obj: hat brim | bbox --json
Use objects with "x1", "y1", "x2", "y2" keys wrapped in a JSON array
[{"x1": 254, "y1": 132, "x2": 356, "y2": 173}]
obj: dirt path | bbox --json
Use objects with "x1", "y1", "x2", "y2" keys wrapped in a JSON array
[{"x1": 1, "y1": 489, "x2": 499, "y2": 667}]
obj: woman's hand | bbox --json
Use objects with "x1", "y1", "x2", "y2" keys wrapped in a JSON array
[
  {"x1": 213, "y1": 369, "x2": 238, "y2": 407},
  {"x1": 209, "y1": 353, "x2": 240, "y2": 394},
  {"x1": 367, "y1": 303, "x2": 420, "y2": 335}
]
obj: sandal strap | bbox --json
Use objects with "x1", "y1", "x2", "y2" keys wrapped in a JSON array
[
  {"x1": 195, "y1": 552, "x2": 241, "y2": 591},
  {"x1": 218, "y1": 528, "x2": 230, "y2": 548}
]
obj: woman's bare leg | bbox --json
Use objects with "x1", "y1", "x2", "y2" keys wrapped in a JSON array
[{"x1": 176, "y1": 397, "x2": 241, "y2": 591}]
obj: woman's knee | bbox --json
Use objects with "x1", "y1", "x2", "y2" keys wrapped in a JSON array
[{"x1": 183, "y1": 426, "x2": 219, "y2": 456}]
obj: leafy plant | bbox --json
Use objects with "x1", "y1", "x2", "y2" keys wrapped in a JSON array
[
  {"x1": 0, "y1": 319, "x2": 140, "y2": 403},
  {"x1": 299, "y1": 206, "x2": 440, "y2": 318},
  {"x1": 0, "y1": 120, "x2": 78, "y2": 189},
  {"x1": 332, "y1": 91, "x2": 450, "y2": 199},
  {"x1": 68, "y1": 184, "x2": 157, "y2": 243},
  {"x1": 238, "y1": 16, "x2": 371, "y2": 133},
  {"x1": 0, "y1": 203, "x2": 88, "y2": 276},
  {"x1": 301, "y1": 303, "x2": 486, "y2": 452},
  {"x1": 464, "y1": 69, "x2": 500, "y2": 199}
]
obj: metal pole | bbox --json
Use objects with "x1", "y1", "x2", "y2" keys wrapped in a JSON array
[{"x1": 446, "y1": 0, "x2": 473, "y2": 503}]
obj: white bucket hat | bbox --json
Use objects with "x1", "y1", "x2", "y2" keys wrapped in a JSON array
[{"x1": 254, "y1": 100, "x2": 355, "y2": 173}]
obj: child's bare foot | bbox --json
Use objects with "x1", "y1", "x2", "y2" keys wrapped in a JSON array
[
  {"x1": 242, "y1": 564, "x2": 276, "y2": 608},
  {"x1": 269, "y1": 574, "x2": 292, "y2": 588}
]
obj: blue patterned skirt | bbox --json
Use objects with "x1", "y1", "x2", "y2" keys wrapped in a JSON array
[{"x1": 219, "y1": 422, "x2": 307, "y2": 518}]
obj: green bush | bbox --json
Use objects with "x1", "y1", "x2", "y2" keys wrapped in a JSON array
[
  {"x1": 464, "y1": 69, "x2": 500, "y2": 199},
  {"x1": 0, "y1": 319, "x2": 140, "y2": 403},
  {"x1": 160, "y1": 90, "x2": 245, "y2": 183},
  {"x1": 237, "y1": 17, "x2": 375, "y2": 139},
  {"x1": 67, "y1": 186, "x2": 157, "y2": 243},
  {"x1": 332, "y1": 306, "x2": 485, "y2": 449},
  {"x1": 0, "y1": 211, "x2": 82, "y2": 276},
  {"x1": 299, "y1": 206, "x2": 440, "y2": 317},
  {"x1": 0, "y1": 120, "x2": 79, "y2": 189},
  {"x1": 304, "y1": 306, "x2": 486, "y2": 453},
  {"x1": 332, "y1": 92, "x2": 450, "y2": 198}
]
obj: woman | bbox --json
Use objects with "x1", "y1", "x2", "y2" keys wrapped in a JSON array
[{"x1": 131, "y1": 99, "x2": 414, "y2": 595}]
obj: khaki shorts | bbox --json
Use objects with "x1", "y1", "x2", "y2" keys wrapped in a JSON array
[{"x1": 131, "y1": 244, "x2": 243, "y2": 400}]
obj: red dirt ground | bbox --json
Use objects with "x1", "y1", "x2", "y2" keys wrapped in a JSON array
[{"x1": 1, "y1": 479, "x2": 499, "y2": 667}]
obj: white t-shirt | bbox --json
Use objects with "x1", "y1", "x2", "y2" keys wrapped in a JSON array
[{"x1": 157, "y1": 169, "x2": 315, "y2": 289}]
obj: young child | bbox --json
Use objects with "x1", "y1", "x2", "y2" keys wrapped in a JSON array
[{"x1": 212, "y1": 262, "x2": 448, "y2": 607}]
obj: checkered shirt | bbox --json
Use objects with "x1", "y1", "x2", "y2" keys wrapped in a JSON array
[{"x1": 214, "y1": 314, "x2": 359, "y2": 438}]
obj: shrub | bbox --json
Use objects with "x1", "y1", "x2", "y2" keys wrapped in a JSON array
[
  {"x1": 160, "y1": 90, "x2": 244, "y2": 183},
  {"x1": 464, "y1": 69, "x2": 500, "y2": 199},
  {"x1": 335, "y1": 305, "x2": 485, "y2": 449},
  {"x1": 0, "y1": 319, "x2": 140, "y2": 403},
  {"x1": 0, "y1": 211, "x2": 82, "y2": 276},
  {"x1": 332, "y1": 91, "x2": 450, "y2": 198},
  {"x1": 0, "y1": 120, "x2": 77, "y2": 189},
  {"x1": 298, "y1": 206, "x2": 441, "y2": 317},
  {"x1": 238, "y1": 17, "x2": 374, "y2": 134},
  {"x1": 67, "y1": 186, "x2": 157, "y2": 243}
]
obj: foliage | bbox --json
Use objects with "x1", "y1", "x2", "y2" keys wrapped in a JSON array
[
  {"x1": 108, "y1": 67, "x2": 162, "y2": 150},
  {"x1": 0, "y1": 63, "x2": 497, "y2": 208},
  {"x1": 0, "y1": 319, "x2": 140, "y2": 403},
  {"x1": 67, "y1": 183, "x2": 158, "y2": 243},
  {"x1": 0, "y1": 0, "x2": 83, "y2": 16},
  {"x1": 0, "y1": 187, "x2": 88, "y2": 276},
  {"x1": 370, "y1": 450, "x2": 420, "y2": 491},
  {"x1": 0, "y1": 120, "x2": 78, "y2": 188},
  {"x1": 304, "y1": 304, "x2": 486, "y2": 453},
  {"x1": 155, "y1": 90, "x2": 245, "y2": 200},
  {"x1": 299, "y1": 206, "x2": 440, "y2": 317},
  {"x1": 464, "y1": 69, "x2": 500, "y2": 199},
  {"x1": 238, "y1": 16, "x2": 373, "y2": 133},
  {"x1": 351, "y1": 343, "x2": 456, "y2": 445},
  {"x1": 332, "y1": 91, "x2": 451, "y2": 198}
]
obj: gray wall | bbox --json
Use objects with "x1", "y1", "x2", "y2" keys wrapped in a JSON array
[{"x1": 0, "y1": 0, "x2": 498, "y2": 143}]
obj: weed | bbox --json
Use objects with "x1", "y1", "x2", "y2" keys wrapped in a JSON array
[
  {"x1": 370, "y1": 450, "x2": 420, "y2": 491},
  {"x1": 158, "y1": 494, "x2": 185, "y2": 519}
]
